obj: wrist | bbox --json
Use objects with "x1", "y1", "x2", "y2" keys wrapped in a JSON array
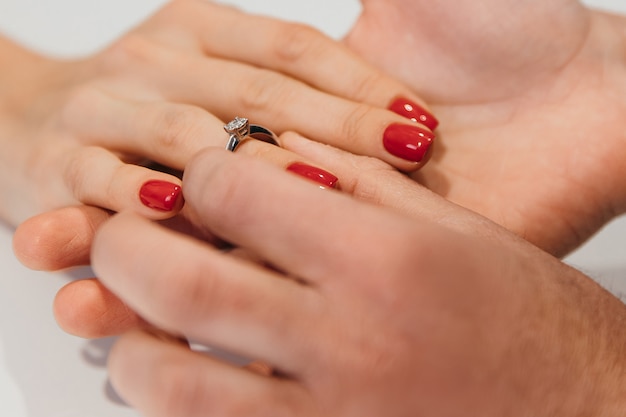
[{"x1": 555, "y1": 268, "x2": 626, "y2": 416}]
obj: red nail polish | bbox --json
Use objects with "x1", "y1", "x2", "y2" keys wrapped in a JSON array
[
  {"x1": 389, "y1": 97, "x2": 439, "y2": 130},
  {"x1": 286, "y1": 162, "x2": 338, "y2": 189},
  {"x1": 383, "y1": 124, "x2": 435, "y2": 163},
  {"x1": 139, "y1": 180, "x2": 182, "y2": 211}
]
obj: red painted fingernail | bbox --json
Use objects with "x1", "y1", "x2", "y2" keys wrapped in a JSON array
[
  {"x1": 389, "y1": 97, "x2": 439, "y2": 130},
  {"x1": 139, "y1": 180, "x2": 182, "y2": 211},
  {"x1": 383, "y1": 123, "x2": 435, "y2": 163},
  {"x1": 286, "y1": 162, "x2": 338, "y2": 189}
]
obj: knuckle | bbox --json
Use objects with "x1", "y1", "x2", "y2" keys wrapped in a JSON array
[
  {"x1": 238, "y1": 69, "x2": 294, "y2": 112},
  {"x1": 271, "y1": 22, "x2": 326, "y2": 64},
  {"x1": 63, "y1": 147, "x2": 105, "y2": 202},
  {"x1": 152, "y1": 105, "x2": 212, "y2": 155},
  {"x1": 100, "y1": 32, "x2": 163, "y2": 72},
  {"x1": 185, "y1": 152, "x2": 261, "y2": 227},
  {"x1": 156, "y1": 361, "x2": 209, "y2": 417},
  {"x1": 148, "y1": 0, "x2": 185, "y2": 23},
  {"x1": 59, "y1": 86, "x2": 102, "y2": 132},
  {"x1": 345, "y1": 170, "x2": 388, "y2": 203},
  {"x1": 104, "y1": 163, "x2": 136, "y2": 207},
  {"x1": 338, "y1": 104, "x2": 377, "y2": 148},
  {"x1": 204, "y1": 160, "x2": 257, "y2": 226},
  {"x1": 347, "y1": 70, "x2": 387, "y2": 103},
  {"x1": 342, "y1": 162, "x2": 401, "y2": 202}
]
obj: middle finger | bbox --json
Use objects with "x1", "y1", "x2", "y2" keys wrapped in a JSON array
[
  {"x1": 63, "y1": 88, "x2": 340, "y2": 188},
  {"x1": 137, "y1": 47, "x2": 435, "y2": 171}
]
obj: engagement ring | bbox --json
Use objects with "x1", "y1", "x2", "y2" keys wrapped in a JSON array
[{"x1": 224, "y1": 117, "x2": 279, "y2": 152}]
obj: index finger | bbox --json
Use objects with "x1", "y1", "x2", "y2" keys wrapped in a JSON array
[{"x1": 183, "y1": 148, "x2": 419, "y2": 286}]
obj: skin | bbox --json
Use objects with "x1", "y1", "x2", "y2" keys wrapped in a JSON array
[
  {"x1": 10, "y1": 0, "x2": 626, "y2": 265},
  {"x1": 346, "y1": 0, "x2": 626, "y2": 256},
  {"x1": 0, "y1": 0, "x2": 430, "y2": 226},
  {"x1": 26, "y1": 132, "x2": 509, "y2": 338},
  {"x1": 4, "y1": 1, "x2": 626, "y2": 414},
  {"x1": 7, "y1": 0, "x2": 625, "y2": 340},
  {"x1": 92, "y1": 148, "x2": 626, "y2": 417}
]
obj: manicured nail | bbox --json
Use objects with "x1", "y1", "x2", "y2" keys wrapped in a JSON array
[
  {"x1": 286, "y1": 162, "x2": 338, "y2": 189},
  {"x1": 383, "y1": 123, "x2": 435, "y2": 163},
  {"x1": 139, "y1": 180, "x2": 182, "y2": 211},
  {"x1": 389, "y1": 97, "x2": 439, "y2": 130}
]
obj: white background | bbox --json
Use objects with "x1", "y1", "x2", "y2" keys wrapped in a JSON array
[{"x1": 0, "y1": 0, "x2": 624, "y2": 416}]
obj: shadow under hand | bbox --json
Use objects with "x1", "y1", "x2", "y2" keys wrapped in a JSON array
[{"x1": 81, "y1": 337, "x2": 128, "y2": 407}]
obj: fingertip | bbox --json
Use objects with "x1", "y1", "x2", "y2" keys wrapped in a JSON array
[
  {"x1": 388, "y1": 96, "x2": 439, "y2": 131},
  {"x1": 12, "y1": 216, "x2": 53, "y2": 271},
  {"x1": 54, "y1": 280, "x2": 99, "y2": 337},
  {"x1": 54, "y1": 279, "x2": 145, "y2": 338},
  {"x1": 66, "y1": 147, "x2": 186, "y2": 220},
  {"x1": 138, "y1": 179, "x2": 185, "y2": 218},
  {"x1": 13, "y1": 206, "x2": 110, "y2": 271},
  {"x1": 382, "y1": 123, "x2": 435, "y2": 172}
]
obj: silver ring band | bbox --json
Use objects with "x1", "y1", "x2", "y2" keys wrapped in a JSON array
[{"x1": 224, "y1": 117, "x2": 279, "y2": 152}]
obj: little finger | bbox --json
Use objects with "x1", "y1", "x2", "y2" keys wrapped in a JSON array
[
  {"x1": 62, "y1": 146, "x2": 183, "y2": 218},
  {"x1": 54, "y1": 278, "x2": 147, "y2": 338},
  {"x1": 63, "y1": 90, "x2": 341, "y2": 187},
  {"x1": 109, "y1": 329, "x2": 310, "y2": 417},
  {"x1": 13, "y1": 205, "x2": 111, "y2": 271}
]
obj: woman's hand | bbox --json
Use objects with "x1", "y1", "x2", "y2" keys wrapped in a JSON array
[
  {"x1": 12, "y1": 130, "x2": 512, "y2": 338},
  {"x1": 0, "y1": 0, "x2": 436, "y2": 226},
  {"x1": 347, "y1": 0, "x2": 626, "y2": 256},
  {"x1": 15, "y1": 128, "x2": 619, "y2": 339},
  {"x1": 91, "y1": 149, "x2": 626, "y2": 417}
]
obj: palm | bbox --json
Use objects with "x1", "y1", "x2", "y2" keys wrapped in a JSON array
[
  {"x1": 347, "y1": 1, "x2": 626, "y2": 255},
  {"x1": 425, "y1": 90, "x2": 625, "y2": 256}
]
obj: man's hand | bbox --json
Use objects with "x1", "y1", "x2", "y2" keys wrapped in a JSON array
[
  {"x1": 90, "y1": 149, "x2": 626, "y2": 417},
  {"x1": 347, "y1": 0, "x2": 626, "y2": 256}
]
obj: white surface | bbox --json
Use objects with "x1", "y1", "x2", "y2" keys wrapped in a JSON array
[{"x1": 0, "y1": 0, "x2": 624, "y2": 416}]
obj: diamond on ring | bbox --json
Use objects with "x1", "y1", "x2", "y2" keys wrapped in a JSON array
[
  {"x1": 224, "y1": 117, "x2": 279, "y2": 152},
  {"x1": 224, "y1": 116, "x2": 249, "y2": 136}
]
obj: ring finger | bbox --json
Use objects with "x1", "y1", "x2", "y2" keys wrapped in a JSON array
[
  {"x1": 60, "y1": 145, "x2": 184, "y2": 218},
  {"x1": 63, "y1": 88, "x2": 340, "y2": 188}
]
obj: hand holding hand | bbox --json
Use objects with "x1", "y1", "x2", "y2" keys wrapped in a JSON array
[
  {"x1": 90, "y1": 148, "x2": 626, "y2": 417},
  {"x1": 13, "y1": 130, "x2": 512, "y2": 337},
  {"x1": 0, "y1": 0, "x2": 435, "y2": 226},
  {"x1": 348, "y1": 0, "x2": 626, "y2": 255}
]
